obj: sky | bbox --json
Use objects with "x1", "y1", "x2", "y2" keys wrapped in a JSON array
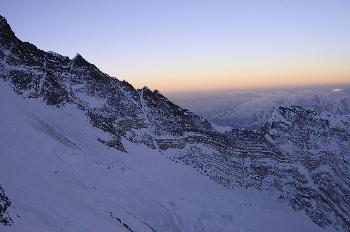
[{"x1": 1, "y1": 0, "x2": 350, "y2": 93}]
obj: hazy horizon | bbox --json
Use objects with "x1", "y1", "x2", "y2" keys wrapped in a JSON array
[
  {"x1": 2, "y1": 0, "x2": 350, "y2": 92},
  {"x1": 167, "y1": 83, "x2": 350, "y2": 130},
  {"x1": 164, "y1": 82, "x2": 350, "y2": 96}
]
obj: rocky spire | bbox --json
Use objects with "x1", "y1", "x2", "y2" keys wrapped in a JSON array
[
  {"x1": 71, "y1": 52, "x2": 91, "y2": 67},
  {"x1": 0, "y1": 15, "x2": 16, "y2": 43}
]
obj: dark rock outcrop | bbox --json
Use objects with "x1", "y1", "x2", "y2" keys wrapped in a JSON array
[{"x1": 0, "y1": 185, "x2": 12, "y2": 226}]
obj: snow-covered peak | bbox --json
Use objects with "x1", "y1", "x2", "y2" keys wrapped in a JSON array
[{"x1": 331, "y1": 88, "x2": 343, "y2": 93}]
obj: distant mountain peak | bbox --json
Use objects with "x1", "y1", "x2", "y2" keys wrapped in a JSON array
[{"x1": 332, "y1": 88, "x2": 343, "y2": 93}]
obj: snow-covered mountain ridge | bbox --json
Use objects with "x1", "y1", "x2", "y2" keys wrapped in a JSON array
[
  {"x1": 172, "y1": 87, "x2": 350, "y2": 130},
  {"x1": 0, "y1": 15, "x2": 349, "y2": 231}
]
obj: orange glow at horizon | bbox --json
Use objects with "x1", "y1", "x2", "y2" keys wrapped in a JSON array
[
  {"x1": 5, "y1": 0, "x2": 350, "y2": 94},
  {"x1": 103, "y1": 44, "x2": 350, "y2": 93},
  {"x1": 113, "y1": 62, "x2": 350, "y2": 93}
]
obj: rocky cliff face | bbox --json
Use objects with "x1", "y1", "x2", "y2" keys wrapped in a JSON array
[
  {"x1": 266, "y1": 106, "x2": 350, "y2": 230},
  {"x1": 162, "y1": 106, "x2": 350, "y2": 230},
  {"x1": 1, "y1": 15, "x2": 349, "y2": 231}
]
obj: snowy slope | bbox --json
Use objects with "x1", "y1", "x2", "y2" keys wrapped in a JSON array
[
  {"x1": 0, "y1": 82, "x2": 325, "y2": 232},
  {"x1": 1, "y1": 14, "x2": 349, "y2": 231}
]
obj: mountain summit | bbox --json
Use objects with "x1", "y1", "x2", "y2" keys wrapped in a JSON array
[
  {"x1": 0, "y1": 15, "x2": 349, "y2": 231},
  {"x1": 0, "y1": 15, "x2": 15, "y2": 38}
]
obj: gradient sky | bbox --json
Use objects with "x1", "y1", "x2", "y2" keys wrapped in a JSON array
[{"x1": 2, "y1": 0, "x2": 350, "y2": 92}]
